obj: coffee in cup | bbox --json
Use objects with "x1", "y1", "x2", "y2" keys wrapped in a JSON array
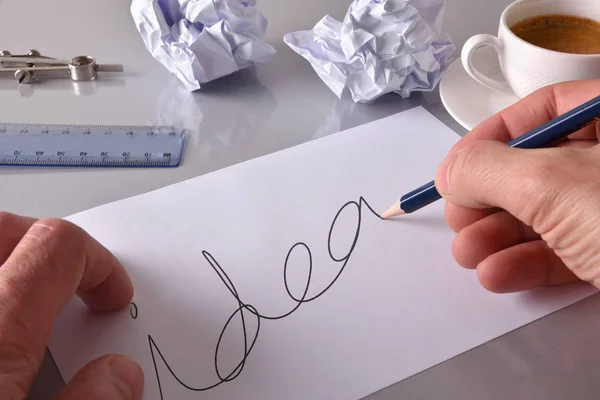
[
  {"x1": 461, "y1": 0, "x2": 600, "y2": 98},
  {"x1": 511, "y1": 15, "x2": 600, "y2": 55}
]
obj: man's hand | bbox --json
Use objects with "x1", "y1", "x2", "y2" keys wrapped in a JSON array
[
  {"x1": 0, "y1": 213, "x2": 143, "y2": 400},
  {"x1": 435, "y1": 79, "x2": 600, "y2": 293}
]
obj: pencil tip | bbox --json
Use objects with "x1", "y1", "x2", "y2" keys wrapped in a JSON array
[{"x1": 381, "y1": 200, "x2": 404, "y2": 219}]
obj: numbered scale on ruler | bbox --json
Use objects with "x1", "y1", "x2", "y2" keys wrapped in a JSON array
[{"x1": 0, "y1": 123, "x2": 186, "y2": 168}]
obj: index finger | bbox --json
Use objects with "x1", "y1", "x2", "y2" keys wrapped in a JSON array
[
  {"x1": 451, "y1": 79, "x2": 600, "y2": 152},
  {"x1": 0, "y1": 218, "x2": 133, "y2": 398}
]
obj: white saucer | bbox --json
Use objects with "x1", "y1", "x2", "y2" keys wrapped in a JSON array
[{"x1": 440, "y1": 48, "x2": 520, "y2": 130}]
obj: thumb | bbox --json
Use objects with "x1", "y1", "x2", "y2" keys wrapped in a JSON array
[
  {"x1": 434, "y1": 140, "x2": 589, "y2": 232},
  {"x1": 54, "y1": 355, "x2": 143, "y2": 400}
]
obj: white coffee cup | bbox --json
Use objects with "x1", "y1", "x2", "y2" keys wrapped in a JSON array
[{"x1": 461, "y1": 0, "x2": 600, "y2": 98}]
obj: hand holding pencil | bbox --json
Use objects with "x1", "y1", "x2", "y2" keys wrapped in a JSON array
[
  {"x1": 382, "y1": 91, "x2": 600, "y2": 219},
  {"x1": 383, "y1": 79, "x2": 600, "y2": 294}
]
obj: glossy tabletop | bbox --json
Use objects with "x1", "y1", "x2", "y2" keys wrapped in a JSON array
[{"x1": 2, "y1": 0, "x2": 597, "y2": 399}]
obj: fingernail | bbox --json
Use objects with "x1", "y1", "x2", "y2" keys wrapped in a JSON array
[
  {"x1": 436, "y1": 152, "x2": 458, "y2": 195},
  {"x1": 109, "y1": 356, "x2": 144, "y2": 400}
]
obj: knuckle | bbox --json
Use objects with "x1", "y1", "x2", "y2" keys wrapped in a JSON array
[
  {"x1": 455, "y1": 141, "x2": 499, "y2": 181},
  {"x1": 4, "y1": 219, "x2": 87, "y2": 287},
  {"x1": 451, "y1": 141, "x2": 508, "y2": 200},
  {"x1": 33, "y1": 217, "x2": 78, "y2": 235},
  {"x1": 455, "y1": 141, "x2": 486, "y2": 166},
  {"x1": 513, "y1": 149, "x2": 598, "y2": 232},
  {"x1": 30, "y1": 218, "x2": 83, "y2": 246}
]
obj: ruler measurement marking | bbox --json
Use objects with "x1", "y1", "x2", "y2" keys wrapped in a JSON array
[{"x1": 0, "y1": 123, "x2": 185, "y2": 168}]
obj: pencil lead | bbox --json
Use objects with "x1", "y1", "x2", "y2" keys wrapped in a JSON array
[{"x1": 381, "y1": 200, "x2": 404, "y2": 219}]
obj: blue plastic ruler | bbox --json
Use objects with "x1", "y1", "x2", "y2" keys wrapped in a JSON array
[{"x1": 0, "y1": 123, "x2": 186, "y2": 168}]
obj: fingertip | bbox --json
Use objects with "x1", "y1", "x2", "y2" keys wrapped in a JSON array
[
  {"x1": 475, "y1": 241, "x2": 573, "y2": 294},
  {"x1": 109, "y1": 355, "x2": 144, "y2": 400},
  {"x1": 56, "y1": 354, "x2": 144, "y2": 400},
  {"x1": 79, "y1": 264, "x2": 134, "y2": 312},
  {"x1": 451, "y1": 235, "x2": 478, "y2": 270},
  {"x1": 79, "y1": 237, "x2": 135, "y2": 312},
  {"x1": 476, "y1": 260, "x2": 507, "y2": 293}
]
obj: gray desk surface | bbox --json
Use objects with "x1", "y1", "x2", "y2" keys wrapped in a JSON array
[{"x1": 2, "y1": 0, "x2": 598, "y2": 399}]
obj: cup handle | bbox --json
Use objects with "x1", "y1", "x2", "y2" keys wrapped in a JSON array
[{"x1": 461, "y1": 34, "x2": 513, "y2": 94}]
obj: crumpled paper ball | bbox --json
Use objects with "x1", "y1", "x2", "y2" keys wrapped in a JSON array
[
  {"x1": 131, "y1": 0, "x2": 276, "y2": 91},
  {"x1": 284, "y1": 0, "x2": 455, "y2": 103}
]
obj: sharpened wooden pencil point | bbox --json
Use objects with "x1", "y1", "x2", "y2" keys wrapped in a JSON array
[{"x1": 381, "y1": 200, "x2": 405, "y2": 219}]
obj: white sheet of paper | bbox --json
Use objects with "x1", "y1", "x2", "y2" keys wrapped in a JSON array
[{"x1": 49, "y1": 107, "x2": 597, "y2": 400}]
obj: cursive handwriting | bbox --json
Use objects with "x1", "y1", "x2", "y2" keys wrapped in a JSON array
[{"x1": 131, "y1": 196, "x2": 381, "y2": 398}]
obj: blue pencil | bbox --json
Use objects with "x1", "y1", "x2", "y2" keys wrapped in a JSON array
[{"x1": 381, "y1": 94, "x2": 600, "y2": 219}]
